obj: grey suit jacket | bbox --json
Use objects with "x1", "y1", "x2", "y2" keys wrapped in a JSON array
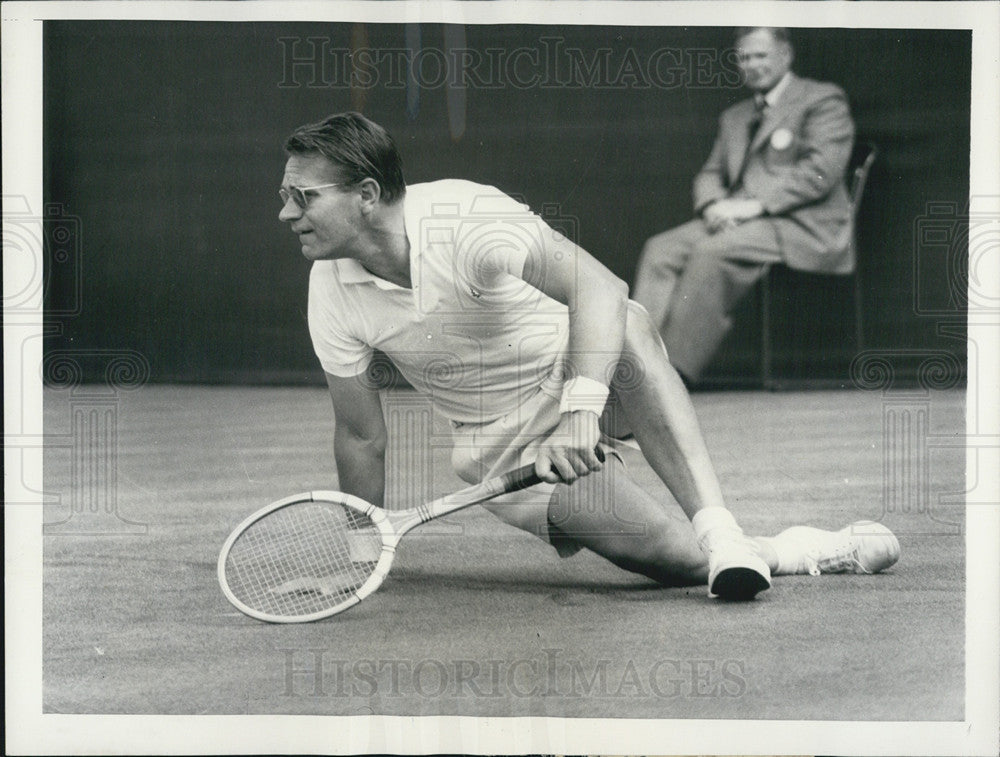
[{"x1": 693, "y1": 73, "x2": 856, "y2": 274}]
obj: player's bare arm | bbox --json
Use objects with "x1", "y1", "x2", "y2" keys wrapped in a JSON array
[
  {"x1": 519, "y1": 230, "x2": 629, "y2": 484},
  {"x1": 326, "y1": 370, "x2": 388, "y2": 507}
]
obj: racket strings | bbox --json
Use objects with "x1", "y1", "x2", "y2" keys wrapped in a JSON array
[{"x1": 224, "y1": 501, "x2": 383, "y2": 617}]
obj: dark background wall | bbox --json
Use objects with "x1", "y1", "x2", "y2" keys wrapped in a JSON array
[{"x1": 44, "y1": 22, "x2": 970, "y2": 385}]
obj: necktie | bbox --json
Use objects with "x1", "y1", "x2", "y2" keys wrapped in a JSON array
[
  {"x1": 747, "y1": 96, "x2": 767, "y2": 147},
  {"x1": 736, "y1": 97, "x2": 767, "y2": 183}
]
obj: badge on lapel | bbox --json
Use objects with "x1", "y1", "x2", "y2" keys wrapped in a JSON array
[{"x1": 770, "y1": 128, "x2": 794, "y2": 150}]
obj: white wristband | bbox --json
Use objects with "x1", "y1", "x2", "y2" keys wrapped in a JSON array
[{"x1": 559, "y1": 376, "x2": 610, "y2": 416}]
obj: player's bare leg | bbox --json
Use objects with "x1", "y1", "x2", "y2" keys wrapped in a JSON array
[
  {"x1": 548, "y1": 457, "x2": 901, "y2": 589},
  {"x1": 607, "y1": 301, "x2": 728, "y2": 519},
  {"x1": 602, "y1": 300, "x2": 771, "y2": 599},
  {"x1": 547, "y1": 454, "x2": 708, "y2": 586}
]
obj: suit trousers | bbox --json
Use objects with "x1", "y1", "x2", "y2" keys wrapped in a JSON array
[{"x1": 633, "y1": 216, "x2": 798, "y2": 380}]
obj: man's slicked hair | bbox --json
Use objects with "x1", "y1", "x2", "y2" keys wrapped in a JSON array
[
  {"x1": 284, "y1": 112, "x2": 406, "y2": 204},
  {"x1": 734, "y1": 26, "x2": 793, "y2": 49}
]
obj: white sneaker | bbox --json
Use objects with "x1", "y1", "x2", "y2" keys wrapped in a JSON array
[
  {"x1": 777, "y1": 520, "x2": 900, "y2": 576},
  {"x1": 701, "y1": 529, "x2": 772, "y2": 600}
]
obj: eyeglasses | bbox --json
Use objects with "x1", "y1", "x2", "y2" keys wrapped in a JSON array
[{"x1": 279, "y1": 182, "x2": 343, "y2": 209}]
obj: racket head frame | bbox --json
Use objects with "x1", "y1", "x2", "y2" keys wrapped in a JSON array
[
  {"x1": 217, "y1": 453, "x2": 588, "y2": 623},
  {"x1": 217, "y1": 490, "x2": 398, "y2": 623}
]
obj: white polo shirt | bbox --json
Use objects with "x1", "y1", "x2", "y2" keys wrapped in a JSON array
[{"x1": 308, "y1": 180, "x2": 570, "y2": 424}]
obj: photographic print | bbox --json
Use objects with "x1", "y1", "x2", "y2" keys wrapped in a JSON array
[{"x1": 4, "y1": 1, "x2": 998, "y2": 754}]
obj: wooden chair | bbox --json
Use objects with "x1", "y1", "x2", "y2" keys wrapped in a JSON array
[{"x1": 759, "y1": 141, "x2": 878, "y2": 388}]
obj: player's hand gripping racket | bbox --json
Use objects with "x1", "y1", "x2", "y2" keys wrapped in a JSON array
[{"x1": 218, "y1": 451, "x2": 602, "y2": 623}]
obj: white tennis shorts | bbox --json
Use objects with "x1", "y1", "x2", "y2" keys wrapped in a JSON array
[{"x1": 449, "y1": 382, "x2": 621, "y2": 555}]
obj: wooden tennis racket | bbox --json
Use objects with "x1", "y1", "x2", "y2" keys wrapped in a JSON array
[{"x1": 218, "y1": 457, "x2": 589, "y2": 623}]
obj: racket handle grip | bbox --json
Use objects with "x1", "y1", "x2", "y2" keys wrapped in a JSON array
[
  {"x1": 500, "y1": 464, "x2": 544, "y2": 493},
  {"x1": 500, "y1": 447, "x2": 607, "y2": 493}
]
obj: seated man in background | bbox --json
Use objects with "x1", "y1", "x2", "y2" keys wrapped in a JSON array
[{"x1": 632, "y1": 27, "x2": 855, "y2": 385}]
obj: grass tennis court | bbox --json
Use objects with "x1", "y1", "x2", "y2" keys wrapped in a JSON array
[{"x1": 42, "y1": 385, "x2": 964, "y2": 719}]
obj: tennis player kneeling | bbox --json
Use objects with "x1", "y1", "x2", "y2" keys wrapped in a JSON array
[{"x1": 278, "y1": 112, "x2": 899, "y2": 601}]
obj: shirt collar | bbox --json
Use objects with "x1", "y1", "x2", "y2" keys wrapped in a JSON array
[
  {"x1": 761, "y1": 71, "x2": 792, "y2": 108},
  {"x1": 335, "y1": 193, "x2": 416, "y2": 291},
  {"x1": 334, "y1": 258, "x2": 404, "y2": 290}
]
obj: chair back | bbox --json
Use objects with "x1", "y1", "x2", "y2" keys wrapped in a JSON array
[
  {"x1": 759, "y1": 143, "x2": 875, "y2": 387},
  {"x1": 846, "y1": 142, "x2": 877, "y2": 261},
  {"x1": 848, "y1": 142, "x2": 878, "y2": 218}
]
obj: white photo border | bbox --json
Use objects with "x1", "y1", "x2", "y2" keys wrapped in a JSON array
[{"x1": 4, "y1": 1, "x2": 998, "y2": 755}]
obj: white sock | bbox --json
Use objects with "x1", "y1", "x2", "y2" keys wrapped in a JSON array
[{"x1": 691, "y1": 506, "x2": 742, "y2": 543}]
